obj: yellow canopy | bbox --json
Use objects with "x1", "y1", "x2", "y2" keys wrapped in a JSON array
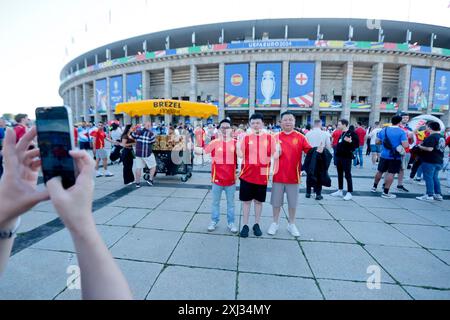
[{"x1": 115, "y1": 99, "x2": 219, "y2": 118}]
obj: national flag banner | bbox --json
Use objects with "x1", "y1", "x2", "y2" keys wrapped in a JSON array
[
  {"x1": 370, "y1": 42, "x2": 385, "y2": 49},
  {"x1": 154, "y1": 50, "x2": 166, "y2": 58},
  {"x1": 288, "y1": 62, "x2": 315, "y2": 108},
  {"x1": 344, "y1": 41, "x2": 357, "y2": 48},
  {"x1": 256, "y1": 62, "x2": 282, "y2": 107},
  {"x1": 177, "y1": 47, "x2": 189, "y2": 55},
  {"x1": 225, "y1": 63, "x2": 249, "y2": 107},
  {"x1": 383, "y1": 43, "x2": 397, "y2": 50},
  {"x1": 213, "y1": 44, "x2": 227, "y2": 51}
]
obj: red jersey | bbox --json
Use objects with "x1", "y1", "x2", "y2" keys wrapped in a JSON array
[
  {"x1": 204, "y1": 139, "x2": 237, "y2": 187},
  {"x1": 355, "y1": 127, "x2": 366, "y2": 147},
  {"x1": 14, "y1": 124, "x2": 27, "y2": 143},
  {"x1": 273, "y1": 131, "x2": 312, "y2": 184},
  {"x1": 194, "y1": 128, "x2": 205, "y2": 148},
  {"x1": 332, "y1": 129, "x2": 342, "y2": 147},
  {"x1": 239, "y1": 132, "x2": 275, "y2": 186},
  {"x1": 90, "y1": 129, "x2": 106, "y2": 149},
  {"x1": 74, "y1": 128, "x2": 78, "y2": 147}
]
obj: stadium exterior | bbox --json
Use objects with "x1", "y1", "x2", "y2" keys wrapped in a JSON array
[{"x1": 59, "y1": 18, "x2": 450, "y2": 127}]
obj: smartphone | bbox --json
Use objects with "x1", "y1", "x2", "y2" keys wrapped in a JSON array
[{"x1": 35, "y1": 106, "x2": 77, "y2": 189}]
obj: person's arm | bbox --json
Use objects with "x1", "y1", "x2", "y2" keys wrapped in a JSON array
[
  {"x1": 47, "y1": 151, "x2": 132, "y2": 300},
  {"x1": 400, "y1": 130, "x2": 409, "y2": 149},
  {"x1": 418, "y1": 136, "x2": 434, "y2": 152},
  {"x1": 0, "y1": 128, "x2": 50, "y2": 275},
  {"x1": 236, "y1": 135, "x2": 245, "y2": 159}
]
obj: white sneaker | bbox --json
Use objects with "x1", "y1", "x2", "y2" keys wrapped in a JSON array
[
  {"x1": 343, "y1": 192, "x2": 352, "y2": 201},
  {"x1": 418, "y1": 181, "x2": 426, "y2": 186},
  {"x1": 416, "y1": 195, "x2": 434, "y2": 202},
  {"x1": 207, "y1": 221, "x2": 217, "y2": 232},
  {"x1": 104, "y1": 171, "x2": 114, "y2": 177},
  {"x1": 433, "y1": 194, "x2": 444, "y2": 201},
  {"x1": 331, "y1": 190, "x2": 344, "y2": 198},
  {"x1": 287, "y1": 224, "x2": 300, "y2": 237},
  {"x1": 371, "y1": 187, "x2": 377, "y2": 193},
  {"x1": 267, "y1": 222, "x2": 279, "y2": 236},
  {"x1": 381, "y1": 193, "x2": 396, "y2": 199},
  {"x1": 228, "y1": 223, "x2": 238, "y2": 233},
  {"x1": 96, "y1": 171, "x2": 103, "y2": 177}
]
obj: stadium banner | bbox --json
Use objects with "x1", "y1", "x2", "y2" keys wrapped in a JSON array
[
  {"x1": 126, "y1": 73, "x2": 143, "y2": 102},
  {"x1": 408, "y1": 67, "x2": 431, "y2": 111},
  {"x1": 109, "y1": 75, "x2": 123, "y2": 112},
  {"x1": 224, "y1": 63, "x2": 249, "y2": 107},
  {"x1": 433, "y1": 69, "x2": 450, "y2": 112},
  {"x1": 256, "y1": 62, "x2": 282, "y2": 107},
  {"x1": 350, "y1": 103, "x2": 371, "y2": 110},
  {"x1": 95, "y1": 79, "x2": 107, "y2": 113},
  {"x1": 379, "y1": 103, "x2": 399, "y2": 111},
  {"x1": 288, "y1": 62, "x2": 315, "y2": 108},
  {"x1": 319, "y1": 101, "x2": 342, "y2": 109}
]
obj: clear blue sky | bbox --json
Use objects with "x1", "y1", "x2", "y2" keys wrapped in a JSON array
[{"x1": 0, "y1": 0, "x2": 449, "y2": 118}]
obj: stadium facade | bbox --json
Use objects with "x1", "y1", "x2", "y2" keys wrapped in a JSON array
[{"x1": 59, "y1": 18, "x2": 450, "y2": 127}]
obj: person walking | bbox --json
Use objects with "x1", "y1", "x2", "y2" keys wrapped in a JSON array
[
  {"x1": 353, "y1": 122, "x2": 366, "y2": 168},
  {"x1": 368, "y1": 122, "x2": 382, "y2": 170},
  {"x1": 131, "y1": 121, "x2": 156, "y2": 188}
]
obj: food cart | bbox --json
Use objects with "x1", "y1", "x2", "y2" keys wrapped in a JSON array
[{"x1": 115, "y1": 99, "x2": 218, "y2": 182}]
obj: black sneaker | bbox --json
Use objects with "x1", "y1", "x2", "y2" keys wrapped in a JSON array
[
  {"x1": 240, "y1": 225, "x2": 249, "y2": 238},
  {"x1": 146, "y1": 180, "x2": 153, "y2": 186},
  {"x1": 305, "y1": 193, "x2": 311, "y2": 199},
  {"x1": 135, "y1": 183, "x2": 141, "y2": 188},
  {"x1": 397, "y1": 185, "x2": 409, "y2": 192},
  {"x1": 315, "y1": 195, "x2": 323, "y2": 201},
  {"x1": 253, "y1": 224, "x2": 262, "y2": 237}
]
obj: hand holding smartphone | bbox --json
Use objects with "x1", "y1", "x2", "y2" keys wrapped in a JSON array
[{"x1": 35, "y1": 106, "x2": 78, "y2": 189}]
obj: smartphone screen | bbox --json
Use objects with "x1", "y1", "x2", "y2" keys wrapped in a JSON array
[{"x1": 35, "y1": 106, "x2": 77, "y2": 189}]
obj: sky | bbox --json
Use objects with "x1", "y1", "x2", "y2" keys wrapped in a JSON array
[{"x1": 0, "y1": 0, "x2": 449, "y2": 118}]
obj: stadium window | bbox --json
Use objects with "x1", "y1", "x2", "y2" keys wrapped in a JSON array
[
  {"x1": 181, "y1": 96, "x2": 189, "y2": 101},
  {"x1": 321, "y1": 94, "x2": 328, "y2": 102},
  {"x1": 333, "y1": 95, "x2": 342, "y2": 103},
  {"x1": 359, "y1": 96, "x2": 368, "y2": 104},
  {"x1": 382, "y1": 97, "x2": 389, "y2": 103}
]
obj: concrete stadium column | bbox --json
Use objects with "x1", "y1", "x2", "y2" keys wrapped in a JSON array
[
  {"x1": 369, "y1": 62, "x2": 383, "y2": 125},
  {"x1": 106, "y1": 77, "x2": 112, "y2": 122},
  {"x1": 281, "y1": 60, "x2": 289, "y2": 115},
  {"x1": 398, "y1": 64, "x2": 411, "y2": 112},
  {"x1": 82, "y1": 83, "x2": 88, "y2": 121},
  {"x1": 427, "y1": 67, "x2": 436, "y2": 115},
  {"x1": 442, "y1": 110, "x2": 450, "y2": 128},
  {"x1": 122, "y1": 74, "x2": 131, "y2": 125},
  {"x1": 164, "y1": 67, "x2": 173, "y2": 125},
  {"x1": 142, "y1": 71, "x2": 150, "y2": 123},
  {"x1": 190, "y1": 64, "x2": 198, "y2": 124},
  {"x1": 249, "y1": 62, "x2": 256, "y2": 117},
  {"x1": 75, "y1": 86, "x2": 82, "y2": 123},
  {"x1": 68, "y1": 89, "x2": 75, "y2": 123},
  {"x1": 312, "y1": 61, "x2": 322, "y2": 121},
  {"x1": 218, "y1": 63, "x2": 225, "y2": 121},
  {"x1": 342, "y1": 61, "x2": 353, "y2": 121},
  {"x1": 93, "y1": 80, "x2": 100, "y2": 123}
]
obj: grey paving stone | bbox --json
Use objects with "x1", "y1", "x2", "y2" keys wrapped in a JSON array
[
  {"x1": 301, "y1": 242, "x2": 395, "y2": 283},
  {"x1": 340, "y1": 221, "x2": 420, "y2": 247},
  {"x1": 109, "y1": 195, "x2": 165, "y2": 209},
  {"x1": 297, "y1": 219, "x2": 356, "y2": 243},
  {"x1": 93, "y1": 206, "x2": 125, "y2": 224},
  {"x1": 310, "y1": 196, "x2": 361, "y2": 207},
  {"x1": 188, "y1": 213, "x2": 239, "y2": 235},
  {"x1": 147, "y1": 266, "x2": 236, "y2": 300},
  {"x1": 353, "y1": 197, "x2": 402, "y2": 209},
  {"x1": 430, "y1": 250, "x2": 450, "y2": 265},
  {"x1": 365, "y1": 245, "x2": 450, "y2": 289},
  {"x1": 239, "y1": 238, "x2": 312, "y2": 277},
  {"x1": 0, "y1": 249, "x2": 75, "y2": 300},
  {"x1": 366, "y1": 208, "x2": 436, "y2": 226},
  {"x1": 237, "y1": 273, "x2": 322, "y2": 300},
  {"x1": 157, "y1": 197, "x2": 203, "y2": 212},
  {"x1": 392, "y1": 224, "x2": 450, "y2": 250},
  {"x1": 404, "y1": 286, "x2": 450, "y2": 300},
  {"x1": 169, "y1": 233, "x2": 238, "y2": 270},
  {"x1": 110, "y1": 228, "x2": 182, "y2": 263},
  {"x1": 171, "y1": 188, "x2": 209, "y2": 199},
  {"x1": 295, "y1": 205, "x2": 333, "y2": 220},
  {"x1": 137, "y1": 210, "x2": 194, "y2": 232},
  {"x1": 133, "y1": 186, "x2": 176, "y2": 197},
  {"x1": 323, "y1": 205, "x2": 383, "y2": 223},
  {"x1": 106, "y1": 208, "x2": 151, "y2": 227},
  {"x1": 409, "y1": 209, "x2": 450, "y2": 227},
  {"x1": 318, "y1": 279, "x2": 412, "y2": 300},
  {"x1": 18, "y1": 211, "x2": 58, "y2": 233},
  {"x1": 397, "y1": 199, "x2": 442, "y2": 211}
]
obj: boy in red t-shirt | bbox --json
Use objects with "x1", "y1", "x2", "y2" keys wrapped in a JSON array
[
  {"x1": 90, "y1": 122, "x2": 114, "y2": 177},
  {"x1": 331, "y1": 128, "x2": 342, "y2": 166},
  {"x1": 237, "y1": 114, "x2": 276, "y2": 238},
  {"x1": 204, "y1": 119, "x2": 238, "y2": 234}
]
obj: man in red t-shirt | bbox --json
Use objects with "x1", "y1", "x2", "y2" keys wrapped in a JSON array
[
  {"x1": 237, "y1": 113, "x2": 276, "y2": 238},
  {"x1": 353, "y1": 122, "x2": 366, "y2": 168},
  {"x1": 269, "y1": 111, "x2": 312, "y2": 237},
  {"x1": 331, "y1": 127, "x2": 342, "y2": 166},
  {"x1": 13, "y1": 114, "x2": 30, "y2": 143},
  {"x1": 204, "y1": 119, "x2": 238, "y2": 234},
  {"x1": 90, "y1": 122, "x2": 114, "y2": 178}
]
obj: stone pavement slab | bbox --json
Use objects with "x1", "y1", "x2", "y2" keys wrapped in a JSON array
[
  {"x1": 430, "y1": 250, "x2": 450, "y2": 265},
  {"x1": 295, "y1": 204, "x2": 334, "y2": 220},
  {"x1": 366, "y1": 208, "x2": 435, "y2": 226},
  {"x1": 403, "y1": 286, "x2": 450, "y2": 300},
  {"x1": 409, "y1": 209, "x2": 450, "y2": 227},
  {"x1": 105, "y1": 208, "x2": 151, "y2": 227},
  {"x1": 137, "y1": 209, "x2": 195, "y2": 232},
  {"x1": 323, "y1": 205, "x2": 383, "y2": 223},
  {"x1": 93, "y1": 206, "x2": 126, "y2": 225},
  {"x1": 158, "y1": 197, "x2": 204, "y2": 212},
  {"x1": 391, "y1": 224, "x2": 450, "y2": 250},
  {"x1": 18, "y1": 211, "x2": 58, "y2": 233},
  {"x1": 297, "y1": 219, "x2": 357, "y2": 243},
  {"x1": 109, "y1": 195, "x2": 165, "y2": 209}
]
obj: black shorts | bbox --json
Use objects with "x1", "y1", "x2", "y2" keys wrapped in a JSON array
[
  {"x1": 378, "y1": 158, "x2": 402, "y2": 174},
  {"x1": 239, "y1": 178, "x2": 267, "y2": 202},
  {"x1": 79, "y1": 141, "x2": 91, "y2": 150}
]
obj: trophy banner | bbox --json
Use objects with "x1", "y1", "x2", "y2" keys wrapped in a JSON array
[{"x1": 256, "y1": 62, "x2": 282, "y2": 107}]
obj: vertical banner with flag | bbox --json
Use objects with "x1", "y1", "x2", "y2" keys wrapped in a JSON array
[
  {"x1": 126, "y1": 73, "x2": 143, "y2": 101},
  {"x1": 288, "y1": 62, "x2": 315, "y2": 108},
  {"x1": 225, "y1": 64, "x2": 249, "y2": 107},
  {"x1": 95, "y1": 79, "x2": 107, "y2": 113},
  {"x1": 109, "y1": 75, "x2": 123, "y2": 112},
  {"x1": 256, "y1": 63, "x2": 282, "y2": 107},
  {"x1": 408, "y1": 67, "x2": 431, "y2": 111},
  {"x1": 433, "y1": 69, "x2": 450, "y2": 112}
]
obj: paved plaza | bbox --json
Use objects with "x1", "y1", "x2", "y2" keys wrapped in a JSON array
[{"x1": 1, "y1": 155, "x2": 450, "y2": 300}]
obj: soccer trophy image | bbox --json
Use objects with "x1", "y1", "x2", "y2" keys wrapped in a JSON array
[{"x1": 261, "y1": 70, "x2": 276, "y2": 105}]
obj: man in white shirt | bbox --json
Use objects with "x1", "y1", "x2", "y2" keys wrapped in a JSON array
[{"x1": 368, "y1": 122, "x2": 382, "y2": 170}]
